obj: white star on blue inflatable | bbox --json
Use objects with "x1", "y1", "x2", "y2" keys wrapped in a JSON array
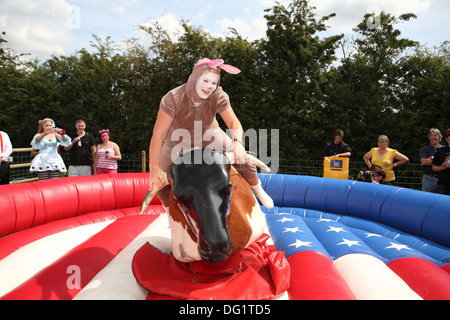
[
  {"x1": 317, "y1": 218, "x2": 335, "y2": 223},
  {"x1": 288, "y1": 239, "x2": 312, "y2": 248},
  {"x1": 283, "y1": 227, "x2": 303, "y2": 233},
  {"x1": 277, "y1": 217, "x2": 295, "y2": 223},
  {"x1": 327, "y1": 226, "x2": 347, "y2": 233},
  {"x1": 364, "y1": 233, "x2": 382, "y2": 238},
  {"x1": 385, "y1": 242, "x2": 412, "y2": 251},
  {"x1": 337, "y1": 238, "x2": 362, "y2": 247}
]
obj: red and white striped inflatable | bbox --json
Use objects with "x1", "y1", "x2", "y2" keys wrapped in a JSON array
[{"x1": 0, "y1": 173, "x2": 449, "y2": 300}]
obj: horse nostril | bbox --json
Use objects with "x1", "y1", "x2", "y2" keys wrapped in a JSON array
[
  {"x1": 199, "y1": 237, "x2": 232, "y2": 263},
  {"x1": 201, "y1": 250, "x2": 230, "y2": 264},
  {"x1": 209, "y1": 252, "x2": 229, "y2": 263}
]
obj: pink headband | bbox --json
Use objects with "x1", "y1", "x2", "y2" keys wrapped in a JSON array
[
  {"x1": 193, "y1": 59, "x2": 241, "y2": 74},
  {"x1": 99, "y1": 129, "x2": 109, "y2": 134}
]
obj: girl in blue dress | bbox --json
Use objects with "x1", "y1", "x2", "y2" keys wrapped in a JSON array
[{"x1": 30, "y1": 118, "x2": 72, "y2": 180}]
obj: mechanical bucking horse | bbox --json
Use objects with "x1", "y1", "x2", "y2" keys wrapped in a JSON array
[{"x1": 139, "y1": 148, "x2": 271, "y2": 264}]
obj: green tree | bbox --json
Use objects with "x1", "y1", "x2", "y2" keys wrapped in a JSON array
[
  {"x1": 1, "y1": 31, "x2": 61, "y2": 147},
  {"x1": 394, "y1": 45, "x2": 449, "y2": 161},
  {"x1": 260, "y1": 0, "x2": 343, "y2": 159},
  {"x1": 324, "y1": 12, "x2": 419, "y2": 161},
  {"x1": 1, "y1": 1, "x2": 448, "y2": 166}
]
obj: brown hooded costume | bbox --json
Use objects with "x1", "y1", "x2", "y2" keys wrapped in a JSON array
[{"x1": 156, "y1": 59, "x2": 257, "y2": 201}]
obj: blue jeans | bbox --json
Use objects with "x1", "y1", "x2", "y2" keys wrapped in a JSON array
[{"x1": 422, "y1": 174, "x2": 438, "y2": 193}]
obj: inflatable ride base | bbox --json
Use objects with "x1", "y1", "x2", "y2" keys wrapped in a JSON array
[
  {"x1": 1, "y1": 173, "x2": 450, "y2": 300},
  {"x1": 132, "y1": 234, "x2": 290, "y2": 300}
]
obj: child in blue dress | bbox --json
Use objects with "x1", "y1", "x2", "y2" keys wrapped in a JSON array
[{"x1": 30, "y1": 118, "x2": 72, "y2": 180}]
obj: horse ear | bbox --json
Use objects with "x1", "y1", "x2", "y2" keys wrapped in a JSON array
[{"x1": 139, "y1": 171, "x2": 168, "y2": 215}]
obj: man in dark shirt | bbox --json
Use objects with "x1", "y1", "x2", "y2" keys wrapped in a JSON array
[
  {"x1": 419, "y1": 128, "x2": 443, "y2": 192},
  {"x1": 323, "y1": 129, "x2": 352, "y2": 158},
  {"x1": 432, "y1": 129, "x2": 450, "y2": 195},
  {"x1": 64, "y1": 119, "x2": 96, "y2": 176}
]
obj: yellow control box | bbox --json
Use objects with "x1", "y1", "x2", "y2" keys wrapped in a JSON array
[{"x1": 323, "y1": 157, "x2": 349, "y2": 180}]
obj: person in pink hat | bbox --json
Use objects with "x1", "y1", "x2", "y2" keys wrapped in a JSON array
[
  {"x1": 148, "y1": 58, "x2": 273, "y2": 211},
  {"x1": 93, "y1": 129, "x2": 122, "y2": 174}
]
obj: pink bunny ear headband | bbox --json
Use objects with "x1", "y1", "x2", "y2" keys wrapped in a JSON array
[
  {"x1": 99, "y1": 129, "x2": 109, "y2": 134},
  {"x1": 194, "y1": 59, "x2": 241, "y2": 74}
]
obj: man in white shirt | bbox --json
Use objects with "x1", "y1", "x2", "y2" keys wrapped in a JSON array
[{"x1": 0, "y1": 130, "x2": 13, "y2": 184}]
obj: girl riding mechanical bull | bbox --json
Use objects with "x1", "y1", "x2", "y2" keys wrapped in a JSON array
[
  {"x1": 147, "y1": 58, "x2": 274, "y2": 211},
  {"x1": 136, "y1": 61, "x2": 289, "y2": 297}
]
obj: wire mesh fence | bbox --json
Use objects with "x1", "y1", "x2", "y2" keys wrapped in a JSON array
[
  {"x1": 9, "y1": 148, "x2": 424, "y2": 190},
  {"x1": 8, "y1": 148, "x2": 147, "y2": 183},
  {"x1": 275, "y1": 159, "x2": 423, "y2": 190}
]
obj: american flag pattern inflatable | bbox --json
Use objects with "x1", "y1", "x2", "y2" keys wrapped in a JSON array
[{"x1": 0, "y1": 173, "x2": 449, "y2": 300}]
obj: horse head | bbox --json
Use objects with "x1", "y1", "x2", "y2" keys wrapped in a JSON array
[
  {"x1": 171, "y1": 148, "x2": 232, "y2": 263},
  {"x1": 140, "y1": 148, "x2": 269, "y2": 264}
]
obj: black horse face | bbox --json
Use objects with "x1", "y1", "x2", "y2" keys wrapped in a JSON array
[{"x1": 171, "y1": 149, "x2": 232, "y2": 263}]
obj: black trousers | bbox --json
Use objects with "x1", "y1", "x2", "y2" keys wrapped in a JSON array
[{"x1": 0, "y1": 161, "x2": 10, "y2": 185}]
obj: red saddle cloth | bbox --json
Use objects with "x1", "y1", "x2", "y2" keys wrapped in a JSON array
[{"x1": 132, "y1": 234, "x2": 290, "y2": 300}]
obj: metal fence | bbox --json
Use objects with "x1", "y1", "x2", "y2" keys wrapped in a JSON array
[
  {"x1": 9, "y1": 148, "x2": 147, "y2": 183},
  {"x1": 9, "y1": 148, "x2": 424, "y2": 190},
  {"x1": 275, "y1": 159, "x2": 423, "y2": 190}
]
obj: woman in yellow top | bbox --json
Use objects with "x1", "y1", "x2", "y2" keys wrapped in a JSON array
[{"x1": 363, "y1": 135, "x2": 409, "y2": 185}]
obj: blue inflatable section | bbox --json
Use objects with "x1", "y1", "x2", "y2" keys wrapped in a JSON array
[{"x1": 259, "y1": 174, "x2": 450, "y2": 266}]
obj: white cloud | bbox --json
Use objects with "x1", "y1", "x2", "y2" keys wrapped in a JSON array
[
  {"x1": 0, "y1": 0, "x2": 77, "y2": 59},
  {"x1": 216, "y1": 17, "x2": 266, "y2": 41},
  {"x1": 194, "y1": 4, "x2": 213, "y2": 21},
  {"x1": 311, "y1": 0, "x2": 431, "y2": 34},
  {"x1": 113, "y1": 6, "x2": 126, "y2": 16},
  {"x1": 138, "y1": 14, "x2": 184, "y2": 43},
  {"x1": 1, "y1": 0, "x2": 445, "y2": 61}
]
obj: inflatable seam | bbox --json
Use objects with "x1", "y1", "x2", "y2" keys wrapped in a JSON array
[
  {"x1": 75, "y1": 184, "x2": 82, "y2": 216},
  {"x1": 30, "y1": 183, "x2": 45, "y2": 228},
  {"x1": 373, "y1": 189, "x2": 388, "y2": 222},
  {"x1": 420, "y1": 199, "x2": 441, "y2": 238},
  {"x1": 344, "y1": 181, "x2": 357, "y2": 216},
  {"x1": 10, "y1": 195, "x2": 19, "y2": 235}
]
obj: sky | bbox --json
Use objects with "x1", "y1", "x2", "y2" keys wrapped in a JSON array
[{"x1": 0, "y1": 0, "x2": 449, "y2": 61}]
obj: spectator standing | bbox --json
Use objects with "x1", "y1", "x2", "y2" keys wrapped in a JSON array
[
  {"x1": 363, "y1": 135, "x2": 409, "y2": 185},
  {"x1": 322, "y1": 129, "x2": 352, "y2": 158},
  {"x1": 0, "y1": 130, "x2": 13, "y2": 184},
  {"x1": 432, "y1": 129, "x2": 450, "y2": 195},
  {"x1": 64, "y1": 119, "x2": 96, "y2": 176},
  {"x1": 420, "y1": 128, "x2": 444, "y2": 192},
  {"x1": 30, "y1": 118, "x2": 71, "y2": 180},
  {"x1": 94, "y1": 129, "x2": 121, "y2": 174}
]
